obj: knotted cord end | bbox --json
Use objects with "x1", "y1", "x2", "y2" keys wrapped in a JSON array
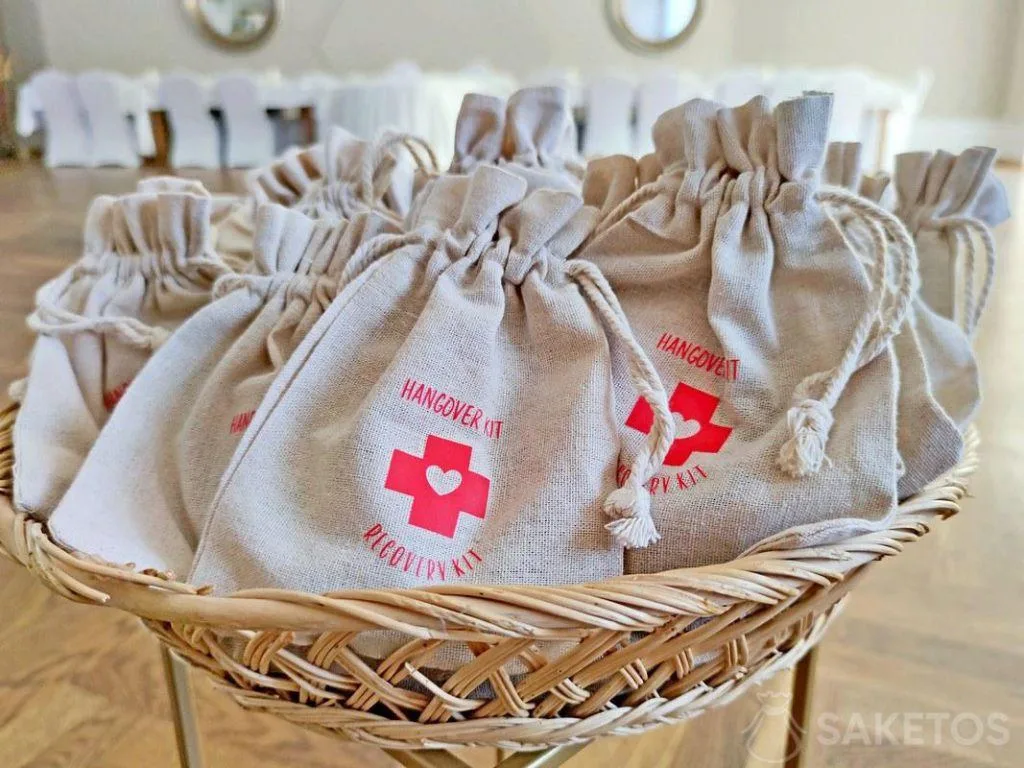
[
  {"x1": 603, "y1": 484, "x2": 660, "y2": 549},
  {"x1": 778, "y1": 398, "x2": 835, "y2": 478},
  {"x1": 7, "y1": 378, "x2": 26, "y2": 403},
  {"x1": 147, "y1": 325, "x2": 173, "y2": 351}
]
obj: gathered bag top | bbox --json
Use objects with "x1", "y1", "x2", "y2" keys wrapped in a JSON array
[{"x1": 895, "y1": 147, "x2": 1009, "y2": 333}]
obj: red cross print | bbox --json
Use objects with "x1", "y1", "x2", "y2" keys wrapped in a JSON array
[
  {"x1": 626, "y1": 382, "x2": 732, "y2": 467},
  {"x1": 384, "y1": 434, "x2": 490, "y2": 538}
]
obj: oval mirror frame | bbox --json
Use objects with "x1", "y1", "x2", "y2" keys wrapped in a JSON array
[
  {"x1": 184, "y1": 0, "x2": 281, "y2": 51},
  {"x1": 605, "y1": 0, "x2": 703, "y2": 55}
]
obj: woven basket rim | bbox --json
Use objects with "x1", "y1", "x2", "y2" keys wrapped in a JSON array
[{"x1": 0, "y1": 401, "x2": 978, "y2": 640}]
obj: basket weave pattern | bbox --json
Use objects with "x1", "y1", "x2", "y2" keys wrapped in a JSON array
[{"x1": 0, "y1": 401, "x2": 977, "y2": 750}]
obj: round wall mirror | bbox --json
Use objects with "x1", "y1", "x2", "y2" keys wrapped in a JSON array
[
  {"x1": 185, "y1": 0, "x2": 281, "y2": 50},
  {"x1": 606, "y1": 0, "x2": 702, "y2": 54}
]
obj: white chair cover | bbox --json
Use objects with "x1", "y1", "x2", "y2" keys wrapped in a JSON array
[
  {"x1": 767, "y1": 69, "x2": 823, "y2": 106},
  {"x1": 328, "y1": 83, "x2": 378, "y2": 140},
  {"x1": 379, "y1": 74, "x2": 425, "y2": 138},
  {"x1": 457, "y1": 63, "x2": 518, "y2": 98},
  {"x1": 525, "y1": 68, "x2": 582, "y2": 107},
  {"x1": 713, "y1": 69, "x2": 770, "y2": 107},
  {"x1": 31, "y1": 70, "x2": 91, "y2": 167},
  {"x1": 582, "y1": 75, "x2": 635, "y2": 158},
  {"x1": 634, "y1": 71, "x2": 708, "y2": 156},
  {"x1": 820, "y1": 69, "x2": 873, "y2": 144},
  {"x1": 298, "y1": 71, "x2": 342, "y2": 142},
  {"x1": 158, "y1": 73, "x2": 220, "y2": 169},
  {"x1": 876, "y1": 70, "x2": 932, "y2": 170},
  {"x1": 385, "y1": 60, "x2": 422, "y2": 79},
  {"x1": 215, "y1": 73, "x2": 275, "y2": 168}
]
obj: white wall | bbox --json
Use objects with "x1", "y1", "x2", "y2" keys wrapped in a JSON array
[
  {"x1": 9, "y1": 0, "x2": 1024, "y2": 121},
  {"x1": 733, "y1": 0, "x2": 1020, "y2": 120},
  {"x1": 1004, "y1": 1, "x2": 1024, "y2": 122},
  {"x1": 0, "y1": 0, "x2": 47, "y2": 82},
  {"x1": 26, "y1": 0, "x2": 738, "y2": 78}
]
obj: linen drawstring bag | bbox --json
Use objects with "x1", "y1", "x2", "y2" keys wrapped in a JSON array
[
  {"x1": 136, "y1": 176, "x2": 247, "y2": 269},
  {"x1": 894, "y1": 148, "x2": 1009, "y2": 429},
  {"x1": 402, "y1": 87, "x2": 582, "y2": 232},
  {"x1": 443, "y1": 89, "x2": 582, "y2": 191},
  {"x1": 190, "y1": 165, "x2": 673, "y2": 607},
  {"x1": 49, "y1": 203, "x2": 402, "y2": 575},
  {"x1": 580, "y1": 153, "x2": 666, "y2": 222},
  {"x1": 582, "y1": 154, "x2": 640, "y2": 219},
  {"x1": 401, "y1": 92, "x2": 507, "y2": 227},
  {"x1": 448, "y1": 93, "x2": 507, "y2": 173},
  {"x1": 13, "y1": 189, "x2": 231, "y2": 519},
  {"x1": 823, "y1": 141, "x2": 962, "y2": 498},
  {"x1": 637, "y1": 152, "x2": 663, "y2": 187},
  {"x1": 296, "y1": 128, "x2": 436, "y2": 222},
  {"x1": 249, "y1": 142, "x2": 327, "y2": 207},
  {"x1": 215, "y1": 142, "x2": 328, "y2": 269},
  {"x1": 894, "y1": 147, "x2": 1008, "y2": 328},
  {"x1": 500, "y1": 86, "x2": 584, "y2": 191},
  {"x1": 215, "y1": 129, "x2": 421, "y2": 267},
  {"x1": 577, "y1": 95, "x2": 916, "y2": 571}
]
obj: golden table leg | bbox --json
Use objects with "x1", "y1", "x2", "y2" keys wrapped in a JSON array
[
  {"x1": 784, "y1": 644, "x2": 818, "y2": 768},
  {"x1": 299, "y1": 105, "x2": 317, "y2": 144},
  {"x1": 385, "y1": 744, "x2": 589, "y2": 768},
  {"x1": 874, "y1": 108, "x2": 891, "y2": 171},
  {"x1": 147, "y1": 110, "x2": 170, "y2": 168},
  {"x1": 496, "y1": 744, "x2": 589, "y2": 767},
  {"x1": 160, "y1": 643, "x2": 205, "y2": 768},
  {"x1": 385, "y1": 749, "x2": 475, "y2": 767}
]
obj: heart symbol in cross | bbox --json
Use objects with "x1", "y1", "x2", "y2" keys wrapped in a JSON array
[
  {"x1": 426, "y1": 465, "x2": 463, "y2": 496},
  {"x1": 674, "y1": 411, "x2": 702, "y2": 439}
]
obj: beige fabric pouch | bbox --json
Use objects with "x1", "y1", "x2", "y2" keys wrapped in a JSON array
[
  {"x1": 893, "y1": 148, "x2": 1009, "y2": 429},
  {"x1": 49, "y1": 203, "x2": 401, "y2": 574},
  {"x1": 577, "y1": 95, "x2": 913, "y2": 571},
  {"x1": 824, "y1": 142, "x2": 962, "y2": 498},
  {"x1": 14, "y1": 190, "x2": 231, "y2": 518},
  {"x1": 190, "y1": 165, "x2": 672, "y2": 607}
]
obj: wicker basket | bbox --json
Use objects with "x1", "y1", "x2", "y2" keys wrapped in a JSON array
[{"x1": 0, "y1": 401, "x2": 977, "y2": 751}]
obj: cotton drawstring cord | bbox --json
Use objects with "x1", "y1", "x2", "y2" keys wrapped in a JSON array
[
  {"x1": 566, "y1": 259, "x2": 675, "y2": 549},
  {"x1": 592, "y1": 183, "x2": 662, "y2": 238},
  {"x1": 923, "y1": 215, "x2": 996, "y2": 337},
  {"x1": 360, "y1": 130, "x2": 440, "y2": 204},
  {"x1": 778, "y1": 187, "x2": 918, "y2": 478},
  {"x1": 302, "y1": 131, "x2": 438, "y2": 222},
  {"x1": 334, "y1": 231, "x2": 427, "y2": 294},
  {"x1": 211, "y1": 271, "x2": 288, "y2": 300},
  {"x1": 826, "y1": 201, "x2": 911, "y2": 344},
  {"x1": 27, "y1": 303, "x2": 171, "y2": 351},
  {"x1": 214, "y1": 231, "x2": 425, "y2": 305},
  {"x1": 590, "y1": 159, "x2": 729, "y2": 239},
  {"x1": 396, "y1": 134, "x2": 441, "y2": 175},
  {"x1": 8, "y1": 378, "x2": 26, "y2": 403}
]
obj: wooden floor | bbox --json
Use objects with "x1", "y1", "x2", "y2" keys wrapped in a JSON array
[{"x1": 0, "y1": 161, "x2": 1021, "y2": 767}]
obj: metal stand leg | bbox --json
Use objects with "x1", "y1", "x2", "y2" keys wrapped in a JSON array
[
  {"x1": 784, "y1": 645, "x2": 818, "y2": 768},
  {"x1": 160, "y1": 643, "x2": 205, "y2": 768},
  {"x1": 495, "y1": 744, "x2": 588, "y2": 767},
  {"x1": 385, "y1": 743, "x2": 588, "y2": 768},
  {"x1": 385, "y1": 750, "x2": 475, "y2": 768}
]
